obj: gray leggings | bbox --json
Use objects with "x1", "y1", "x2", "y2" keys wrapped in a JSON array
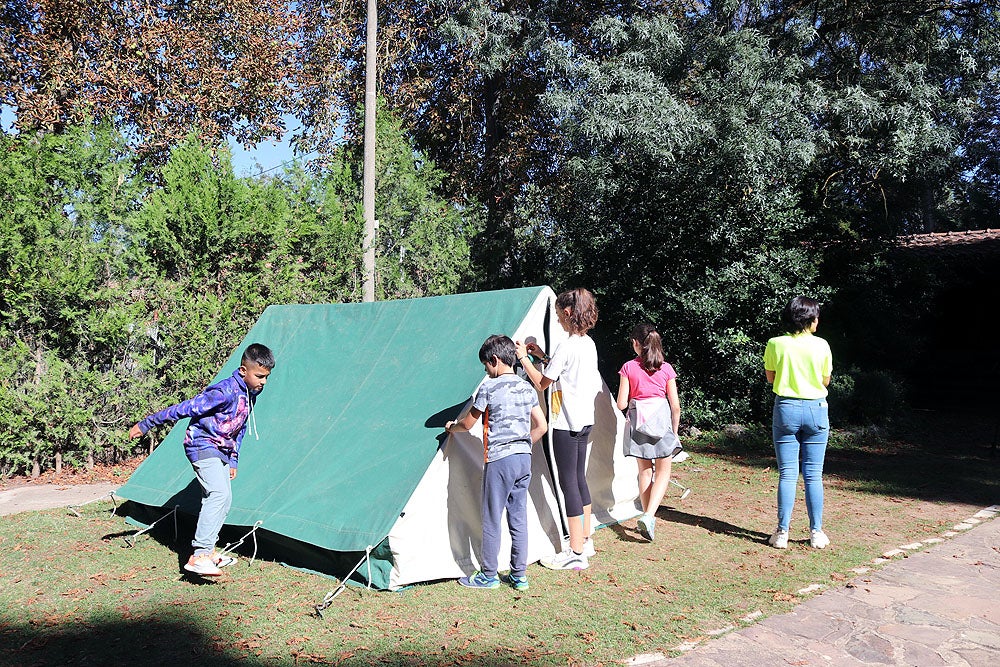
[{"x1": 552, "y1": 426, "x2": 592, "y2": 516}]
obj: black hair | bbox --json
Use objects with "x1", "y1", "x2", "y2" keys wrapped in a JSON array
[
  {"x1": 242, "y1": 343, "x2": 275, "y2": 369},
  {"x1": 781, "y1": 297, "x2": 821, "y2": 334},
  {"x1": 478, "y1": 334, "x2": 517, "y2": 368},
  {"x1": 631, "y1": 323, "x2": 665, "y2": 371}
]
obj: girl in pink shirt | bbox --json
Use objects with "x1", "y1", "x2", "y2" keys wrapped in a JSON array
[{"x1": 616, "y1": 323, "x2": 682, "y2": 542}]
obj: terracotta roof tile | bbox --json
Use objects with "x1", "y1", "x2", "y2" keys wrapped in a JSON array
[{"x1": 897, "y1": 229, "x2": 1000, "y2": 257}]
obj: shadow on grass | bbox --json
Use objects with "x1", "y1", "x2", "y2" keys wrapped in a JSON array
[
  {"x1": 0, "y1": 618, "x2": 553, "y2": 666},
  {"x1": 696, "y1": 411, "x2": 1000, "y2": 506},
  {"x1": 604, "y1": 521, "x2": 646, "y2": 545},
  {"x1": 604, "y1": 507, "x2": 767, "y2": 546},
  {"x1": 656, "y1": 507, "x2": 769, "y2": 544},
  {"x1": 0, "y1": 619, "x2": 244, "y2": 667}
]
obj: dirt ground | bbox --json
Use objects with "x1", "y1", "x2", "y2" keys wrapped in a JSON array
[{"x1": 0, "y1": 457, "x2": 143, "y2": 491}]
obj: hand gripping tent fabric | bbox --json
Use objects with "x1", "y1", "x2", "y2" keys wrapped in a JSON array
[{"x1": 117, "y1": 287, "x2": 640, "y2": 589}]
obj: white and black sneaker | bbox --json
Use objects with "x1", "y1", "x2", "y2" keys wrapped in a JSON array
[
  {"x1": 184, "y1": 554, "x2": 223, "y2": 576},
  {"x1": 212, "y1": 552, "x2": 238, "y2": 568},
  {"x1": 540, "y1": 548, "x2": 589, "y2": 570}
]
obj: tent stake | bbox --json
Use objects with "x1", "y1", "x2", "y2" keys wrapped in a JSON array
[{"x1": 314, "y1": 545, "x2": 374, "y2": 618}]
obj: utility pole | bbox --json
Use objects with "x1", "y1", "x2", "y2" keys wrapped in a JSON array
[{"x1": 362, "y1": 0, "x2": 377, "y2": 302}]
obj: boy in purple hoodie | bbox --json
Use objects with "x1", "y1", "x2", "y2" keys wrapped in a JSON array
[{"x1": 129, "y1": 343, "x2": 275, "y2": 576}]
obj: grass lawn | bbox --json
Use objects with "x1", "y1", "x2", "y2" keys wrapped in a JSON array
[{"x1": 1, "y1": 411, "x2": 997, "y2": 666}]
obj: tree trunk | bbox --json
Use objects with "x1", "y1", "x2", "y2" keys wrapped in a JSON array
[
  {"x1": 922, "y1": 186, "x2": 935, "y2": 233},
  {"x1": 32, "y1": 343, "x2": 44, "y2": 479}
]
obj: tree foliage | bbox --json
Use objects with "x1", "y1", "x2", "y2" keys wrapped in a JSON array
[
  {"x1": 520, "y1": 1, "x2": 997, "y2": 422},
  {"x1": 0, "y1": 117, "x2": 474, "y2": 477},
  {"x1": 535, "y1": 14, "x2": 826, "y2": 423},
  {"x1": 0, "y1": 0, "x2": 298, "y2": 155},
  {"x1": 2, "y1": 0, "x2": 998, "y2": 453}
]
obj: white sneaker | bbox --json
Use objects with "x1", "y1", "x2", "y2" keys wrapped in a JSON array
[
  {"x1": 582, "y1": 538, "x2": 596, "y2": 558},
  {"x1": 768, "y1": 529, "x2": 789, "y2": 549},
  {"x1": 212, "y1": 551, "x2": 237, "y2": 568},
  {"x1": 810, "y1": 530, "x2": 830, "y2": 549},
  {"x1": 184, "y1": 554, "x2": 223, "y2": 576},
  {"x1": 540, "y1": 548, "x2": 589, "y2": 571}
]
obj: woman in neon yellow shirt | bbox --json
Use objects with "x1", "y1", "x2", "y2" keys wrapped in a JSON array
[{"x1": 763, "y1": 297, "x2": 832, "y2": 550}]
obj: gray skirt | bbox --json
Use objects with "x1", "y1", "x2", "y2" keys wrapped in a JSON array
[
  {"x1": 626, "y1": 399, "x2": 682, "y2": 460},
  {"x1": 625, "y1": 428, "x2": 682, "y2": 460}
]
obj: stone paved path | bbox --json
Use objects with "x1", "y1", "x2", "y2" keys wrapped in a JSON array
[
  {"x1": 0, "y1": 482, "x2": 120, "y2": 516},
  {"x1": 629, "y1": 507, "x2": 1000, "y2": 666}
]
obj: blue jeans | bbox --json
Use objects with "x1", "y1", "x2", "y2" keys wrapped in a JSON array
[
  {"x1": 191, "y1": 458, "x2": 232, "y2": 556},
  {"x1": 481, "y1": 453, "x2": 531, "y2": 578},
  {"x1": 772, "y1": 397, "x2": 829, "y2": 532}
]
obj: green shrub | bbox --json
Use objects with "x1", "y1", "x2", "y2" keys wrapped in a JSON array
[{"x1": 828, "y1": 366, "x2": 905, "y2": 426}]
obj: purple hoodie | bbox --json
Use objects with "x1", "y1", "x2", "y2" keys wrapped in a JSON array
[{"x1": 138, "y1": 370, "x2": 259, "y2": 469}]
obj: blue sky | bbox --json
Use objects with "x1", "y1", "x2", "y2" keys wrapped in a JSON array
[
  {"x1": 228, "y1": 132, "x2": 299, "y2": 177},
  {"x1": 2, "y1": 105, "x2": 301, "y2": 178}
]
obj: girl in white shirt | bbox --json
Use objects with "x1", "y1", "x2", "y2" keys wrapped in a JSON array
[{"x1": 517, "y1": 288, "x2": 603, "y2": 571}]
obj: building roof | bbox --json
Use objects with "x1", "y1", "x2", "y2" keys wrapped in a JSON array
[{"x1": 898, "y1": 229, "x2": 1000, "y2": 257}]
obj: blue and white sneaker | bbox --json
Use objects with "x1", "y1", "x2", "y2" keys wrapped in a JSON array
[
  {"x1": 637, "y1": 514, "x2": 656, "y2": 542},
  {"x1": 458, "y1": 570, "x2": 500, "y2": 589},
  {"x1": 499, "y1": 572, "x2": 530, "y2": 591}
]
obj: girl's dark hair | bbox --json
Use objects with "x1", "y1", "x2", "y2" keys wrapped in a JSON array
[
  {"x1": 781, "y1": 296, "x2": 821, "y2": 334},
  {"x1": 242, "y1": 343, "x2": 275, "y2": 369},
  {"x1": 555, "y1": 288, "x2": 598, "y2": 335},
  {"x1": 631, "y1": 323, "x2": 665, "y2": 371},
  {"x1": 479, "y1": 334, "x2": 517, "y2": 367}
]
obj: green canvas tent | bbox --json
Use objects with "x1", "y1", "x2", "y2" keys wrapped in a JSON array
[{"x1": 117, "y1": 287, "x2": 640, "y2": 589}]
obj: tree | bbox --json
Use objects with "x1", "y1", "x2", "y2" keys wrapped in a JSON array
[
  {"x1": 0, "y1": 123, "x2": 137, "y2": 350},
  {"x1": 0, "y1": 0, "x2": 298, "y2": 157},
  {"x1": 744, "y1": 0, "x2": 1000, "y2": 236},
  {"x1": 291, "y1": 1, "x2": 688, "y2": 283},
  {"x1": 539, "y1": 13, "x2": 827, "y2": 423},
  {"x1": 367, "y1": 106, "x2": 476, "y2": 298},
  {"x1": 0, "y1": 123, "x2": 145, "y2": 475}
]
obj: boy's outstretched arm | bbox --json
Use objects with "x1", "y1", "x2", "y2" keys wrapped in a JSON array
[
  {"x1": 445, "y1": 407, "x2": 483, "y2": 434},
  {"x1": 128, "y1": 387, "x2": 229, "y2": 439},
  {"x1": 529, "y1": 405, "x2": 547, "y2": 444}
]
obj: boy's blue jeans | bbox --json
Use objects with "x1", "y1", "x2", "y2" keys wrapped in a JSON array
[
  {"x1": 772, "y1": 397, "x2": 829, "y2": 533},
  {"x1": 481, "y1": 453, "x2": 532, "y2": 578},
  {"x1": 191, "y1": 457, "x2": 233, "y2": 556}
]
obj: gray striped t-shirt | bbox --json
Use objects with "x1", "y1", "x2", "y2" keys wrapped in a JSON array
[{"x1": 472, "y1": 374, "x2": 539, "y2": 462}]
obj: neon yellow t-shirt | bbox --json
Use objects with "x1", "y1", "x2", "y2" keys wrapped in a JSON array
[{"x1": 763, "y1": 332, "x2": 832, "y2": 399}]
